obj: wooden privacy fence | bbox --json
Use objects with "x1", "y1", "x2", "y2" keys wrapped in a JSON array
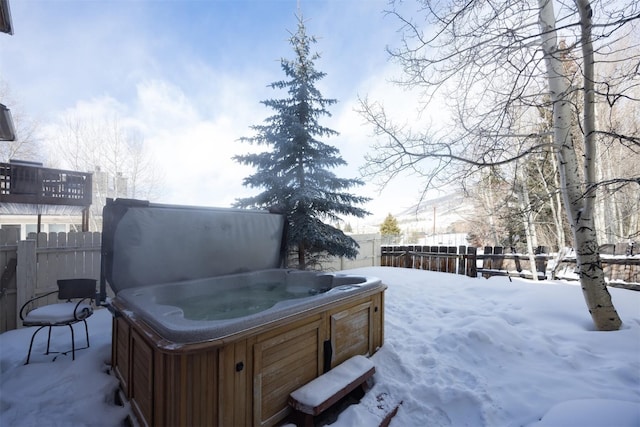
[
  {"x1": 381, "y1": 245, "x2": 480, "y2": 277},
  {"x1": 380, "y1": 245, "x2": 639, "y2": 287},
  {"x1": 0, "y1": 230, "x2": 101, "y2": 333},
  {"x1": 321, "y1": 233, "x2": 382, "y2": 272}
]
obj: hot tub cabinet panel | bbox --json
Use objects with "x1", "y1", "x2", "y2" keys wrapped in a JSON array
[
  {"x1": 113, "y1": 312, "x2": 225, "y2": 427},
  {"x1": 112, "y1": 289, "x2": 385, "y2": 427},
  {"x1": 253, "y1": 318, "x2": 324, "y2": 426},
  {"x1": 330, "y1": 300, "x2": 374, "y2": 368},
  {"x1": 113, "y1": 316, "x2": 130, "y2": 395},
  {"x1": 130, "y1": 329, "x2": 154, "y2": 425}
]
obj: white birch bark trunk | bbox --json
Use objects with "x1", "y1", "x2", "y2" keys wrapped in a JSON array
[
  {"x1": 538, "y1": 0, "x2": 621, "y2": 330},
  {"x1": 536, "y1": 156, "x2": 565, "y2": 249},
  {"x1": 480, "y1": 179, "x2": 501, "y2": 245},
  {"x1": 594, "y1": 123, "x2": 606, "y2": 244},
  {"x1": 517, "y1": 165, "x2": 540, "y2": 281},
  {"x1": 550, "y1": 146, "x2": 567, "y2": 249}
]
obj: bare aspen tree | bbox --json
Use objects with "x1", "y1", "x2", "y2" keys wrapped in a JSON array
[
  {"x1": 538, "y1": 0, "x2": 622, "y2": 330},
  {"x1": 0, "y1": 81, "x2": 42, "y2": 162},
  {"x1": 592, "y1": 36, "x2": 640, "y2": 244},
  {"x1": 532, "y1": 150, "x2": 567, "y2": 249},
  {"x1": 531, "y1": 103, "x2": 569, "y2": 250},
  {"x1": 514, "y1": 162, "x2": 540, "y2": 281},
  {"x1": 359, "y1": 0, "x2": 639, "y2": 330},
  {"x1": 49, "y1": 114, "x2": 162, "y2": 229}
]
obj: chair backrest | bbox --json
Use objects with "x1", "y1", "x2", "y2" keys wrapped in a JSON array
[{"x1": 57, "y1": 279, "x2": 97, "y2": 301}]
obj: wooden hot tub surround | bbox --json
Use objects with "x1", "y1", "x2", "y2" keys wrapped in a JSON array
[
  {"x1": 100, "y1": 199, "x2": 386, "y2": 427},
  {"x1": 111, "y1": 285, "x2": 385, "y2": 427}
]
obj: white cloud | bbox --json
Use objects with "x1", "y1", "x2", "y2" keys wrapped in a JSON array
[
  {"x1": 134, "y1": 80, "x2": 200, "y2": 131},
  {"x1": 130, "y1": 77, "x2": 263, "y2": 207},
  {"x1": 10, "y1": 0, "x2": 454, "y2": 223}
]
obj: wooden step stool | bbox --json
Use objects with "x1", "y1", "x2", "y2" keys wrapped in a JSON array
[{"x1": 288, "y1": 355, "x2": 375, "y2": 427}]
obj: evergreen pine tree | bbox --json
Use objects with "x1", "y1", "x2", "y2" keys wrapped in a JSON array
[
  {"x1": 234, "y1": 15, "x2": 370, "y2": 269},
  {"x1": 380, "y1": 213, "x2": 401, "y2": 236}
]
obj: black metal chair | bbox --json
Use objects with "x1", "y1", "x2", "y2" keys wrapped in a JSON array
[{"x1": 19, "y1": 278, "x2": 96, "y2": 364}]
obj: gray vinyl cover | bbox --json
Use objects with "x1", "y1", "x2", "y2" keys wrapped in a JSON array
[{"x1": 101, "y1": 199, "x2": 286, "y2": 294}]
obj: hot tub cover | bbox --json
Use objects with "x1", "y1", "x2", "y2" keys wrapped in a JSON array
[{"x1": 100, "y1": 198, "x2": 287, "y2": 298}]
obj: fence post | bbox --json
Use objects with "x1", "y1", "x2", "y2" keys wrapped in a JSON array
[
  {"x1": 535, "y1": 246, "x2": 548, "y2": 279},
  {"x1": 429, "y1": 246, "x2": 437, "y2": 271},
  {"x1": 494, "y1": 246, "x2": 504, "y2": 272},
  {"x1": 413, "y1": 245, "x2": 421, "y2": 269},
  {"x1": 373, "y1": 236, "x2": 380, "y2": 267},
  {"x1": 447, "y1": 246, "x2": 457, "y2": 273},
  {"x1": 482, "y1": 246, "x2": 493, "y2": 278},
  {"x1": 402, "y1": 246, "x2": 409, "y2": 268},
  {"x1": 467, "y1": 246, "x2": 477, "y2": 277},
  {"x1": 16, "y1": 239, "x2": 37, "y2": 329},
  {"x1": 457, "y1": 246, "x2": 466, "y2": 275},
  {"x1": 421, "y1": 245, "x2": 428, "y2": 270},
  {"x1": 511, "y1": 246, "x2": 523, "y2": 274},
  {"x1": 438, "y1": 246, "x2": 447, "y2": 272}
]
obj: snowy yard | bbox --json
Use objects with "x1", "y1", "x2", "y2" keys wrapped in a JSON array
[{"x1": 1, "y1": 267, "x2": 639, "y2": 426}]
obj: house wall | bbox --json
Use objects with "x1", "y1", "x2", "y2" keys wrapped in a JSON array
[{"x1": 0, "y1": 215, "x2": 84, "y2": 240}]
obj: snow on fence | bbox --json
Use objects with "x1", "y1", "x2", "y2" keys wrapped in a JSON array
[
  {"x1": 0, "y1": 230, "x2": 101, "y2": 333},
  {"x1": 380, "y1": 245, "x2": 639, "y2": 288}
]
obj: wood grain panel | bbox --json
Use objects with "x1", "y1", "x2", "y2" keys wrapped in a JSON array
[
  {"x1": 330, "y1": 301, "x2": 373, "y2": 367},
  {"x1": 130, "y1": 329, "x2": 153, "y2": 426},
  {"x1": 254, "y1": 320, "x2": 323, "y2": 427},
  {"x1": 113, "y1": 316, "x2": 130, "y2": 395}
]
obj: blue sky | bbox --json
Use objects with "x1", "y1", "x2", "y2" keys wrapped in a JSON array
[{"x1": 2, "y1": 0, "x2": 440, "y2": 227}]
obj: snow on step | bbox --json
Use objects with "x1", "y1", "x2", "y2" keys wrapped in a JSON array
[{"x1": 289, "y1": 355, "x2": 375, "y2": 411}]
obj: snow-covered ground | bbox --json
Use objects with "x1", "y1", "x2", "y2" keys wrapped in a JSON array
[{"x1": 1, "y1": 267, "x2": 638, "y2": 426}]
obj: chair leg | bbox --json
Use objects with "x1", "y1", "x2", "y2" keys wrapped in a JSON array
[
  {"x1": 25, "y1": 326, "x2": 46, "y2": 365},
  {"x1": 68, "y1": 324, "x2": 76, "y2": 361},
  {"x1": 83, "y1": 319, "x2": 90, "y2": 348},
  {"x1": 45, "y1": 326, "x2": 53, "y2": 355}
]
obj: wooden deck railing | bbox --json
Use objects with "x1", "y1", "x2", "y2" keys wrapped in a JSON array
[{"x1": 0, "y1": 162, "x2": 92, "y2": 207}]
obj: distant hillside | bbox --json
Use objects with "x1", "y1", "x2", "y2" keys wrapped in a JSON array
[
  {"x1": 396, "y1": 193, "x2": 470, "y2": 218},
  {"x1": 366, "y1": 192, "x2": 475, "y2": 236}
]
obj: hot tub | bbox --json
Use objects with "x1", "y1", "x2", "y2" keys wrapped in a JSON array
[
  {"x1": 101, "y1": 199, "x2": 386, "y2": 427},
  {"x1": 116, "y1": 268, "x2": 383, "y2": 344}
]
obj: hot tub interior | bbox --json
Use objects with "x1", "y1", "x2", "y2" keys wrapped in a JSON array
[{"x1": 153, "y1": 270, "x2": 364, "y2": 321}]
